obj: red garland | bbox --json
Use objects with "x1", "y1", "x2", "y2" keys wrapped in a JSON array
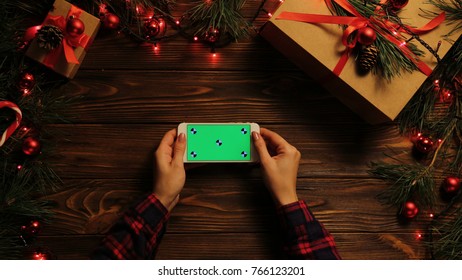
[
  {"x1": 276, "y1": 0, "x2": 445, "y2": 76},
  {"x1": 25, "y1": 5, "x2": 90, "y2": 69}
]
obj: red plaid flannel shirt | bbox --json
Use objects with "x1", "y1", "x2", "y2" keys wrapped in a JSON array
[{"x1": 92, "y1": 194, "x2": 340, "y2": 260}]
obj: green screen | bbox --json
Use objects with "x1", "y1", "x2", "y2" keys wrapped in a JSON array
[{"x1": 187, "y1": 124, "x2": 251, "y2": 161}]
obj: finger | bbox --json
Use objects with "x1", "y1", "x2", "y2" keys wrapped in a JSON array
[
  {"x1": 252, "y1": 131, "x2": 272, "y2": 163},
  {"x1": 172, "y1": 132, "x2": 186, "y2": 165},
  {"x1": 156, "y1": 129, "x2": 177, "y2": 157},
  {"x1": 260, "y1": 128, "x2": 291, "y2": 151}
]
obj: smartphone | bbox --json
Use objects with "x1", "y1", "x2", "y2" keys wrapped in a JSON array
[{"x1": 177, "y1": 123, "x2": 260, "y2": 163}]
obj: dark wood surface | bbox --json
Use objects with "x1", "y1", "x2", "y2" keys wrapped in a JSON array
[{"x1": 38, "y1": 0, "x2": 426, "y2": 259}]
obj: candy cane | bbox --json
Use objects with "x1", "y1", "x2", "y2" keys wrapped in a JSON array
[{"x1": 0, "y1": 101, "x2": 22, "y2": 147}]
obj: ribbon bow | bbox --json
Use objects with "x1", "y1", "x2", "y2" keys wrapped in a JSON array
[
  {"x1": 277, "y1": 0, "x2": 445, "y2": 76},
  {"x1": 25, "y1": 5, "x2": 90, "y2": 69}
]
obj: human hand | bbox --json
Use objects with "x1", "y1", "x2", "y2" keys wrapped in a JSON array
[
  {"x1": 252, "y1": 128, "x2": 300, "y2": 207},
  {"x1": 153, "y1": 129, "x2": 186, "y2": 212}
]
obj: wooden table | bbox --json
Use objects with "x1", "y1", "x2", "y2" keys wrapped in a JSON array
[{"x1": 39, "y1": 0, "x2": 424, "y2": 259}]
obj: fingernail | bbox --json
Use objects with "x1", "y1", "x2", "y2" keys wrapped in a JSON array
[
  {"x1": 178, "y1": 133, "x2": 185, "y2": 143},
  {"x1": 252, "y1": 131, "x2": 260, "y2": 140}
]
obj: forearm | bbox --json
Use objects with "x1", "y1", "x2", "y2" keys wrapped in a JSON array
[
  {"x1": 278, "y1": 200, "x2": 341, "y2": 260},
  {"x1": 92, "y1": 193, "x2": 170, "y2": 260}
]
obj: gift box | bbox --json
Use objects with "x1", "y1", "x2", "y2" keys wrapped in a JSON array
[
  {"x1": 260, "y1": 0, "x2": 459, "y2": 123},
  {"x1": 25, "y1": 0, "x2": 100, "y2": 79}
]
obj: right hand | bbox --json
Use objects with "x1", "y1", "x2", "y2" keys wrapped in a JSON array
[{"x1": 252, "y1": 128, "x2": 301, "y2": 207}]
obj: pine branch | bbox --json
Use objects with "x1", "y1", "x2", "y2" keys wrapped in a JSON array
[
  {"x1": 185, "y1": 0, "x2": 250, "y2": 44},
  {"x1": 426, "y1": 0, "x2": 462, "y2": 38}
]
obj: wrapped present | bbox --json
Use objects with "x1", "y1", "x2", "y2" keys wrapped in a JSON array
[
  {"x1": 260, "y1": 0, "x2": 459, "y2": 123},
  {"x1": 25, "y1": 0, "x2": 100, "y2": 79}
]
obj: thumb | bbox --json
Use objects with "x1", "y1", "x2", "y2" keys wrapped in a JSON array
[
  {"x1": 173, "y1": 133, "x2": 186, "y2": 165},
  {"x1": 252, "y1": 131, "x2": 271, "y2": 163}
]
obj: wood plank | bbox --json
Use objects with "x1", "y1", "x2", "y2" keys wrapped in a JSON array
[
  {"x1": 47, "y1": 124, "x2": 409, "y2": 179},
  {"x1": 62, "y1": 70, "x2": 364, "y2": 124},
  {"x1": 37, "y1": 232, "x2": 426, "y2": 260},
  {"x1": 82, "y1": 32, "x2": 293, "y2": 71},
  {"x1": 39, "y1": 178, "x2": 430, "y2": 236}
]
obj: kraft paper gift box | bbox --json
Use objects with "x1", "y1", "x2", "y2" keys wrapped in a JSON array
[
  {"x1": 26, "y1": 0, "x2": 100, "y2": 79},
  {"x1": 260, "y1": 0, "x2": 459, "y2": 123}
]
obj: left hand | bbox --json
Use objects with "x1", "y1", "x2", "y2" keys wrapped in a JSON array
[{"x1": 153, "y1": 129, "x2": 186, "y2": 212}]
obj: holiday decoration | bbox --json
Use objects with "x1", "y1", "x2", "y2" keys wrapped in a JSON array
[
  {"x1": 18, "y1": 72, "x2": 35, "y2": 95},
  {"x1": 441, "y1": 177, "x2": 460, "y2": 195},
  {"x1": 25, "y1": 0, "x2": 101, "y2": 78},
  {"x1": 22, "y1": 137, "x2": 41, "y2": 156},
  {"x1": 144, "y1": 17, "x2": 164, "y2": 38},
  {"x1": 66, "y1": 17, "x2": 85, "y2": 37},
  {"x1": 0, "y1": 101, "x2": 22, "y2": 147},
  {"x1": 371, "y1": 36, "x2": 462, "y2": 259},
  {"x1": 414, "y1": 135, "x2": 434, "y2": 154},
  {"x1": 101, "y1": 13, "x2": 120, "y2": 30},
  {"x1": 260, "y1": 0, "x2": 456, "y2": 123},
  {"x1": 358, "y1": 45, "x2": 379, "y2": 72},
  {"x1": 19, "y1": 220, "x2": 42, "y2": 245},
  {"x1": 31, "y1": 248, "x2": 54, "y2": 260},
  {"x1": 390, "y1": 0, "x2": 409, "y2": 10},
  {"x1": 36, "y1": 25, "x2": 64, "y2": 50},
  {"x1": 401, "y1": 201, "x2": 419, "y2": 219},
  {"x1": 204, "y1": 27, "x2": 220, "y2": 43},
  {"x1": 357, "y1": 26, "x2": 376, "y2": 46}
]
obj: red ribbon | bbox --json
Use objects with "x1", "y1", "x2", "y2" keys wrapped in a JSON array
[
  {"x1": 25, "y1": 5, "x2": 90, "y2": 69},
  {"x1": 277, "y1": 0, "x2": 445, "y2": 76}
]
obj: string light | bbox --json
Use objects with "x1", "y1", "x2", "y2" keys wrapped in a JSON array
[
  {"x1": 193, "y1": 36, "x2": 198, "y2": 41},
  {"x1": 416, "y1": 232, "x2": 422, "y2": 240},
  {"x1": 175, "y1": 20, "x2": 180, "y2": 25},
  {"x1": 17, "y1": 165, "x2": 23, "y2": 170},
  {"x1": 429, "y1": 213, "x2": 434, "y2": 218}
]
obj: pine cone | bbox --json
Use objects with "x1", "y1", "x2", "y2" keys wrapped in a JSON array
[
  {"x1": 36, "y1": 25, "x2": 64, "y2": 50},
  {"x1": 358, "y1": 44, "x2": 379, "y2": 72}
]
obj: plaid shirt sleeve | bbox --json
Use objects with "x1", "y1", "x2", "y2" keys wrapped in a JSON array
[
  {"x1": 278, "y1": 200, "x2": 341, "y2": 260},
  {"x1": 92, "y1": 193, "x2": 169, "y2": 260}
]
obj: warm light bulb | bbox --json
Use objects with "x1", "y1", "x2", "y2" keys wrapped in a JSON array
[
  {"x1": 194, "y1": 36, "x2": 198, "y2": 41},
  {"x1": 429, "y1": 213, "x2": 434, "y2": 218},
  {"x1": 176, "y1": 20, "x2": 180, "y2": 25},
  {"x1": 17, "y1": 165, "x2": 23, "y2": 170},
  {"x1": 268, "y1": 12, "x2": 273, "y2": 17}
]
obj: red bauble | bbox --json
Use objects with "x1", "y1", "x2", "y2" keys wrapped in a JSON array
[
  {"x1": 402, "y1": 201, "x2": 419, "y2": 219},
  {"x1": 357, "y1": 27, "x2": 377, "y2": 46},
  {"x1": 18, "y1": 72, "x2": 35, "y2": 93},
  {"x1": 390, "y1": 0, "x2": 409, "y2": 10},
  {"x1": 22, "y1": 137, "x2": 41, "y2": 156},
  {"x1": 414, "y1": 136, "x2": 434, "y2": 154},
  {"x1": 102, "y1": 13, "x2": 120, "y2": 30},
  {"x1": 144, "y1": 18, "x2": 161, "y2": 38},
  {"x1": 66, "y1": 17, "x2": 85, "y2": 37},
  {"x1": 204, "y1": 27, "x2": 220, "y2": 43},
  {"x1": 442, "y1": 176, "x2": 460, "y2": 195}
]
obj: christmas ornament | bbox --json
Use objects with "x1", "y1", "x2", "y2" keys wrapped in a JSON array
[
  {"x1": 357, "y1": 27, "x2": 376, "y2": 46},
  {"x1": 18, "y1": 72, "x2": 35, "y2": 94},
  {"x1": 36, "y1": 25, "x2": 64, "y2": 50},
  {"x1": 66, "y1": 17, "x2": 85, "y2": 37},
  {"x1": 358, "y1": 45, "x2": 379, "y2": 72},
  {"x1": 101, "y1": 13, "x2": 120, "y2": 30},
  {"x1": 20, "y1": 220, "x2": 42, "y2": 245},
  {"x1": 414, "y1": 135, "x2": 434, "y2": 154},
  {"x1": 204, "y1": 27, "x2": 220, "y2": 43},
  {"x1": 390, "y1": 0, "x2": 409, "y2": 10},
  {"x1": 401, "y1": 201, "x2": 419, "y2": 219},
  {"x1": 441, "y1": 176, "x2": 460, "y2": 195},
  {"x1": 22, "y1": 137, "x2": 41, "y2": 156},
  {"x1": 0, "y1": 101, "x2": 22, "y2": 147},
  {"x1": 31, "y1": 248, "x2": 54, "y2": 260},
  {"x1": 144, "y1": 17, "x2": 166, "y2": 38}
]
